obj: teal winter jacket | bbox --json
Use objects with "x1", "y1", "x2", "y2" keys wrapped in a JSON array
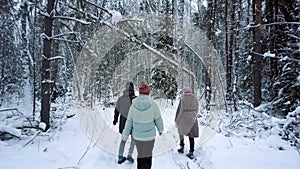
[{"x1": 122, "y1": 94, "x2": 164, "y2": 141}]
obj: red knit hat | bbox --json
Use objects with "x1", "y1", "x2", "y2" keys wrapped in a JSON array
[{"x1": 139, "y1": 80, "x2": 150, "y2": 95}]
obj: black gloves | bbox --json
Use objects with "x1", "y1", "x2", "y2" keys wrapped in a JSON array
[{"x1": 113, "y1": 120, "x2": 117, "y2": 125}]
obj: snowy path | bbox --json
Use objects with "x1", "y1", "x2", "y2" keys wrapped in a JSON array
[{"x1": 0, "y1": 105, "x2": 300, "y2": 169}]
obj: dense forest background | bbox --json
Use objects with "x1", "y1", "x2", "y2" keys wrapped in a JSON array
[{"x1": 0, "y1": 0, "x2": 299, "y2": 149}]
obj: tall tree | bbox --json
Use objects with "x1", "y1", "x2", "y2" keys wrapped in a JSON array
[
  {"x1": 227, "y1": 0, "x2": 236, "y2": 108},
  {"x1": 0, "y1": 0, "x2": 24, "y2": 106},
  {"x1": 252, "y1": 0, "x2": 262, "y2": 107},
  {"x1": 41, "y1": 0, "x2": 55, "y2": 131},
  {"x1": 264, "y1": 0, "x2": 300, "y2": 116},
  {"x1": 232, "y1": 0, "x2": 241, "y2": 111}
]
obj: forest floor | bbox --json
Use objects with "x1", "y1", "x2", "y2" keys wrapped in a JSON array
[{"x1": 0, "y1": 100, "x2": 300, "y2": 169}]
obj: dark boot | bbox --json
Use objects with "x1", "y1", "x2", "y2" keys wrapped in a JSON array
[
  {"x1": 177, "y1": 146, "x2": 184, "y2": 153},
  {"x1": 127, "y1": 155, "x2": 134, "y2": 163},
  {"x1": 118, "y1": 156, "x2": 126, "y2": 164},
  {"x1": 186, "y1": 150, "x2": 194, "y2": 159}
]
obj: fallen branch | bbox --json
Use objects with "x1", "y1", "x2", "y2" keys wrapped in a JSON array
[
  {"x1": 57, "y1": 167, "x2": 79, "y2": 169},
  {"x1": 0, "y1": 126, "x2": 21, "y2": 139},
  {"x1": 0, "y1": 108, "x2": 20, "y2": 113},
  {"x1": 23, "y1": 130, "x2": 42, "y2": 147}
]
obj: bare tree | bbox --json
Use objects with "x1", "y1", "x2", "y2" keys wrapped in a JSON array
[
  {"x1": 41, "y1": 0, "x2": 55, "y2": 131},
  {"x1": 252, "y1": 0, "x2": 262, "y2": 107}
]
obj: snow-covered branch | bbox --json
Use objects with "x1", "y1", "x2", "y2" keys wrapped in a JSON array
[
  {"x1": 51, "y1": 32, "x2": 79, "y2": 39},
  {"x1": 58, "y1": 1, "x2": 84, "y2": 14},
  {"x1": 40, "y1": 32, "x2": 82, "y2": 44},
  {"x1": 80, "y1": 0, "x2": 112, "y2": 16},
  {"x1": 52, "y1": 16, "x2": 91, "y2": 25},
  {"x1": 263, "y1": 22, "x2": 300, "y2": 27},
  {"x1": 117, "y1": 18, "x2": 144, "y2": 23},
  {"x1": 0, "y1": 126, "x2": 21, "y2": 138},
  {"x1": 39, "y1": 11, "x2": 50, "y2": 18},
  {"x1": 103, "y1": 21, "x2": 195, "y2": 79},
  {"x1": 39, "y1": 10, "x2": 91, "y2": 25},
  {"x1": 252, "y1": 51, "x2": 300, "y2": 63},
  {"x1": 243, "y1": 22, "x2": 300, "y2": 30},
  {"x1": 42, "y1": 79, "x2": 54, "y2": 84},
  {"x1": 51, "y1": 38, "x2": 81, "y2": 44},
  {"x1": 48, "y1": 56, "x2": 65, "y2": 61}
]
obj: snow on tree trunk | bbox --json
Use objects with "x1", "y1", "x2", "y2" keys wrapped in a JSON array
[
  {"x1": 41, "y1": 0, "x2": 55, "y2": 131},
  {"x1": 252, "y1": 0, "x2": 262, "y2": 107}
]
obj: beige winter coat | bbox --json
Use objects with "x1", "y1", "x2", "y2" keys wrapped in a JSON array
[{"x1": 175, "y1": 93, "x2": 199, "y2": 138}]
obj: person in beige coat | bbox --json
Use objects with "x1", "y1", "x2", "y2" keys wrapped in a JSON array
[{"x1": 175, "y1": 87, "x2": 199, "y2": 159}]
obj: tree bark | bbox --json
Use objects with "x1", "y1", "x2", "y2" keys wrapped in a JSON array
[
  {"x1": 226, "y1": 0, "x2": 234, "y2": 105},
  {"x1": 253, "y1": 0, "x2": 262, "y2": 107},
  {"x1": 233, "y1": 0, "x2": 241, "y2": 111},
  {"x1": 41, "y1": 0, "x2": 55, "y2": 131}
]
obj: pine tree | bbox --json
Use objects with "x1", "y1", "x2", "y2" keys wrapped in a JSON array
[{"x1": 264, "y1": 0, "x2": 300, "y2": 116}]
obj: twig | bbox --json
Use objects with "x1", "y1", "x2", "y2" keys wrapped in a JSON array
[
  {"x1": 57, "y1": 167, "x2": 79, "y2": 169},
  {"x1": 77, "y1": 136, "x2": 94, "y2": 165},
  {"x1": 58, "y1": 1, "x2": 84, "y2": 14},
  {"x1": 171, "y1": 149, "x2": 185, "y2": 169},
  {"x1": 23, "y1": 130, "x2": 42, "y2": 147},
  {"x1": 239, "y1": 102, "x2": 265, "y2": 113},
  {"x1": 52, "y1": 16, "x2": 91, "y2": 25},
  {"x1": 0, "y1": 108, "x2": 35, "y2": 127},
  {"x1": 187, "y1": 161, "x2": 190, "y2": 169},
  {"x1": 0, "y1": 108, "x2": 20, "y2": 112},
  {"x1": 77, "y1": 111, "x2": 107, "y2": 165},
  {"x1": 80, "y1": 0, "x2": 112, "y2": 16}
]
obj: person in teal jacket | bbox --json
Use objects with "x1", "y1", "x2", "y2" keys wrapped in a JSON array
[{"x1": 122, "y1": 80, "x2": 164, "y2": 169}]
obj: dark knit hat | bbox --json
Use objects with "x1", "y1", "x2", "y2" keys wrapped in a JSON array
[
  {"x1": 139, "y1": 80, "x2": 150, "y2": 95},
  {"x1": 126, "y1": 82, "x2": 134, "y2": 91}
]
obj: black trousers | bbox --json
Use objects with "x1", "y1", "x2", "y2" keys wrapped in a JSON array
[
  {"x1": 134, "y1": 139, "x2": 155, "y2": 169},
  {"x1": 179, "y1": 135, "x2": 195, "y2": 152}
]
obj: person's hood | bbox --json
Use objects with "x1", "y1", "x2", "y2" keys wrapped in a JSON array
[
  {"x1": 132, "y1": 95, "x2": 153, "y2": 112},
  {"x1": 122, "y1": 89, "x2": 129, "y2": 96}
]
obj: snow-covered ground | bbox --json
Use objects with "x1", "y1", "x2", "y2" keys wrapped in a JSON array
[{"x1": 0, "y1": 99, "x2": 300, "y2": 169}]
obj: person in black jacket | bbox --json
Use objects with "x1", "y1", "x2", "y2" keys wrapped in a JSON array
[{"x1": 113, "y1": 82, "x2": 136, "y2": 164}]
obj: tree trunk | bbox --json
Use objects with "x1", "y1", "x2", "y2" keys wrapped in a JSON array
[
  {"x1": 252, "y1": 0, "x2": 262, "y2": 107},
  {"x1": 41, "y1": 0, "x2": 55, "y2": 131},
  {"x1": 226, "y1": 0, "x2": 234, "y2": 106},
  {"x1": 233, "y1": 0, "x2": 241, "y2": 111}
]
